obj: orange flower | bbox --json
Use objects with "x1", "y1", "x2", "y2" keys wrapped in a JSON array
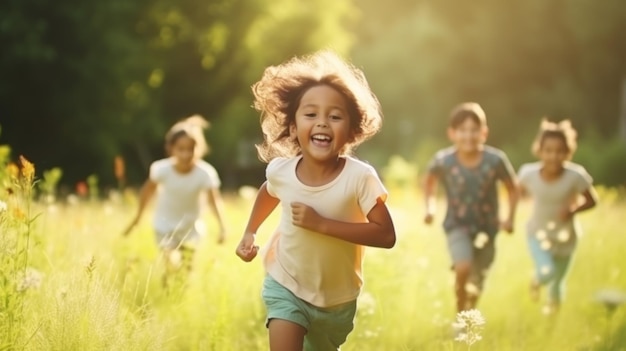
[
  {"x1": 19, "y1": 155, "x2": 35, "y2": 182},
  {"x1": 76, "y1": 181, "x2": 88, "y2": 197},
  {"x1": 114, "y1": 156, "x2": 125, "y2": 182}
]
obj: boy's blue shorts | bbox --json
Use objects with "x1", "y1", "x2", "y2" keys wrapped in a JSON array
[{"x1": 446, "y1": 228, "x2": 495, "y2": 292}]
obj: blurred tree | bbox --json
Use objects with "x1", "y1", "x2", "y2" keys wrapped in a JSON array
[
  {"x1": 351, "y1": 0, "x2": 626, "y2": 185},
  {"x1": 0, "y1": 0, "x2": 356, "y2": 189}
]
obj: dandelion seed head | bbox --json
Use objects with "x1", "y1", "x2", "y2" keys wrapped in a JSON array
[
  {"x1": 168, "y1": 250, "x2": 182, "y2": 268},
  {"x1": 473, "y1": 233, "x2": 489, "y2": 249},
  {"x1": 455, "y1": 332, "x2": 468, "y2": 342},
  {"x1": 465, "y1": 283, "x2": 480, "y2": 296},
  {"x1": 540, "y1": 265, "x2": 552, "y2": 276},
  {"x1": 358, "y1": 291, "x2": 377, "y2": 316},
  {"x1": 103, "y1": 204, "x2": 114, "y2": 215},
  {"x1": 238, "y1": 185, "x2": 258, "y2": 200},
  {"x1": 452, "y1": 321, "x2": 466, "y2": 329},
  {"x1": 595, "y1": 289, "x2": 626, "y2": 313},
  {"x1": 456, "y1": 309, "x2": 486, "y2": 326},
  {"x1": 536, "y1": 230, "x2": 547, "y2": 240},
  {"x1": 546, "y1": 221, "x2": 556, "y2": 230},
  {"x1": 47, "y1": 204, "x2": 59, "y2": 214},
  {"x1": 67, "y1": 194, "x2": 79, "y2": 206},
  {"x1": 16, "y1": 267, "x2": 43, "y2": 292},
  {"x1": 0, "y1": 200, "x2": 6, "y2": 213},
  {"x1": 453, "y1": 309, "x2": 485, "y2": 346},
  {"x1": 557, "y1": 230, "x2": 570, "y2": 242},
  {"x1": 44, "y1": 195, "x2": 55, "y2": 204},
  {"x1": 540, "y1": 240, "x2": 552, "y2": 251}
]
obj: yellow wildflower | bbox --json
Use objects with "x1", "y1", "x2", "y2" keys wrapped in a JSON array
[
  {"x1": 19, "y1": 155, "x2": 35, "y2": 182},
  {"x1": 7, "y1": 163, "x2": 19, "y2": 180}
]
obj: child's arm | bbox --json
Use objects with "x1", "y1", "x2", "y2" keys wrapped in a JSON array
[
  {"x1": 500, "y1": 177, "x2": 519, "y2": 234},
  {"x1": 423, "y1": 172, "x2": 438, "y2": 225},
  {"x1": 123, "y1": 179, "x2": 157, "y2": 236},
  {"x1": 561, "y1": 186, "x2": 598, "y2": 220},
  {"x1": 290, "y1": 197, "x2": 396, "y2": 248},
  {"x1": 235, "y1": 182, "x2": 280, "y2": 262},
  {"x1": 207, "y1": 187, "x2": 227, "y2": 244}
]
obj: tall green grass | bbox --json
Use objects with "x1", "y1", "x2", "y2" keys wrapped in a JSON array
[{"x1": 1, "y1": 171, "x2": 625, "y2": 350}]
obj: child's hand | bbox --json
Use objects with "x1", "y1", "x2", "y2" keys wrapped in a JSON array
[
  {"x1": 291, "y1": 202, "x2": 321, "y2": 231},
  {"x1": 559, "y1": 206, "x2": 574, "y2": 221},
  {"x1": 424, "y1": 213, "x2": 434, "y2": 225},
  {"x1": 236, "y1": 233, "x2": 259, "y2": 262},
  {"x1": 500, "y1": 219, "x2": 514, "y2": 234}
]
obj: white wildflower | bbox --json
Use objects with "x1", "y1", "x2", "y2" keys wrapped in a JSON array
[
  {"x1": 67, "y1": 194, "x2": 79, "y2": 206},
  {"x1": 16, "y1": 267, "x2": 44, "y2": 292},
  {"x1": 540, "y1": 265, "x2": 552, "y2": 277},
  {"x1": 454, "y1": 309, "x2": 485, "y2": 349},
  {"x1": 540, "y1": 240, "x2": 552, "y2": 251},
  {"x1": 556, "y1": 230, "x2": 570, "y2": 242},
  {"x1": 595, "y1": 289, "x2": 626, "y2": 314},
  {"x1": 357, "y1": 291, "x2": 377, "y2": 316},
  {"x1": 473, "y1": 233, "x2": 489, "y2": 249},
  {"x1": 535, "y1": 230, "x2": 547, "y2": 240},
  {"x1": 465, "y1": 283, "x2": 480, "y2": 296}
]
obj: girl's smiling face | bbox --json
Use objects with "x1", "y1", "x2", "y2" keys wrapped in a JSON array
[
  {"x1": 538, "y1": 136, "x2": 569, "y2": 174},
  {"x1": 169, "y1": 135, "x2": 196, "y2": 171},
  {"x1": 291, "y1": 85, "x2": 352, "y2": 162}
]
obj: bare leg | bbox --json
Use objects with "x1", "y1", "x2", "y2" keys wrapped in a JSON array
[
  {"x1": 530, "y1": 278, "x2": 540, "y2": 302},
  {"x1": 454, "y1": 261, "x2": 472, "y2": 312},
  {"x1": 466, "y1": 292, "x2": 479, "y2": 310},
  {"x1": 268, "y1": 319, "x2": 306, "y2": 351}
]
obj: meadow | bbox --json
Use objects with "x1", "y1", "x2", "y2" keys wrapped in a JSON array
[{"x1": 1, "y1": 169, "x2": 626, "y2": 350}]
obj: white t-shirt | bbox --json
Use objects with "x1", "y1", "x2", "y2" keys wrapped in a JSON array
[
  {"x1": 518, "y1": 161, "x2": 593, "y2": 256},
  {"x1": 150, "y1": 158, "x2": 221, "y2": 240},
  {"x1": 262, "y1": 156, "x2": 387, "y2": 307}
]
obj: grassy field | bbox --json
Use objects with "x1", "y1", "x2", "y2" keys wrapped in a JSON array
[{"x1": 1, "y1": 183, "x2": 625, "y2": 351}]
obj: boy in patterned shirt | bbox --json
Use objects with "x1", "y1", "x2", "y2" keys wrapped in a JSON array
[{"x1": 423, "y1": 102, "x2": 518, "y2": 312}]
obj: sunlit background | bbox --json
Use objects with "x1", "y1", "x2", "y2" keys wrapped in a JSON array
[
  {"x1": 1, "y1": 2, "x2": 626, "y2": 350},
  {"x1": 1, "y1": 0, "x2": 625, "y2": 190}
]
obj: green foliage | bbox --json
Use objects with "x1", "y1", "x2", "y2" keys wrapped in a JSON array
[
  {"x1": 351, "y1": 0, "x2": 626, "y2": 167},
  {"x1": 37, "y1": 167, "x2": 63, "y2": 202},
  {"x1": 573, "y1": 134, "x2": 626, "y2": 187},
  {"x1": 0, "y1": 0, "x2": 357, "y2": 188},
  {"x1": 381, "y1": 155, "x2": 419, "y2": 192},
  {"x1": 86, "y1": 175, "x2": 99, "y2": 201},
  {"x1": 0, "y1": 156, "x2": 39, "y2": 349}
]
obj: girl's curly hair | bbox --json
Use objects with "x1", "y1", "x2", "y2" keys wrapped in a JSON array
[
  {"x1": 531, "y1": 118, "x2": 578, "y2": 159},
  {"x1": 252, "y1": 50, "x2": 383, "y2": 162}
]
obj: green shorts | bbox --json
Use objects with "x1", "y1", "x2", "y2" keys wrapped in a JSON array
[{"x1": 261, "y1": 275, "x2": 357, "y2": 351}]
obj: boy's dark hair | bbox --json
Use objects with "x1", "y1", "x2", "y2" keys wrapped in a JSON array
[{"x1": 449, "y1": 102, "x2": 487, "y2": 129}]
